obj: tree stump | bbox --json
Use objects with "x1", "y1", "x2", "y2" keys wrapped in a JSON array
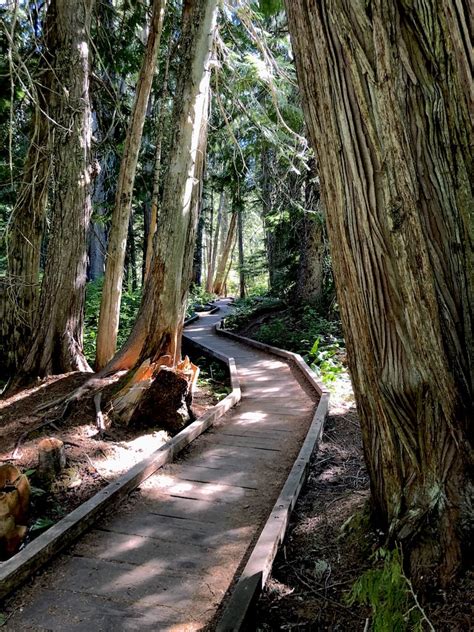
[
  {"x1": 110, "y1": 356, "x2": 199, "y2": 431},
  {"x1": 0, "y1": 464, "x2": 30, "y2": 560},
  {"x1": 132, "y1": 366, "x2": 194, "y2": 433},
  {"x1": 37, "y1": 438, "x2": 66, "y2": 488}
]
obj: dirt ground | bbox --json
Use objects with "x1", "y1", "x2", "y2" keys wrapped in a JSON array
[
  {"x1": 254, "y1": 398, "x2": 474, "y2": 631},
  {"x1": 0, "y1": 360, "x2": 221, "y2": 552}
]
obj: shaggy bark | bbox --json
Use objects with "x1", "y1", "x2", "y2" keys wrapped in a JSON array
[
  {"x1": 96, "y1": 0, "x2": 167, "y2": 369},
  {"x1": 286, "y1": 0, "x2": 473, "y2": 584},
  {"x1": 17, "y1": 0, "x2": 95, "y2": 378},
  {"x1": 0, "y1": 11, "x2": 54, "y2": 373}
]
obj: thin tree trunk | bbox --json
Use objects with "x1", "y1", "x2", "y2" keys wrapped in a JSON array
[
  {"x1": 144, "y1": 25, "x2": 174, "y2": 281},
  {"x1": 261, "y1": 146, "x2": 276, "y2": 290},
  {"x1": 205, "y1": 189, "x2": 225, "y2": 293},
  {"x1": 237, "y1": 197, "x2": 245, "y2": 299},
  {"x1": 213, "y1": 208, "x2": 237, "y2": 295},
  {"x1": 104, "y1": 0, "x2": 217, "y2": 386},
  {"x1": 96, "y1": 0, "x2": 167, "y2": 370},
  {"x1": 205, "y1": 188, "x2": 214, "y2": 287},
  {"x1": 16, "y1": 0, "x2": 95, "y2": 379},
  {"x1": 286, "y1": 0, "x2": 473, "y2": 585},
  {"x1": 188, "y1": 94, "x2": 209, "y2": 292}
]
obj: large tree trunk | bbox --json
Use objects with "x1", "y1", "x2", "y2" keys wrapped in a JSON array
[
  {"x1": 104, "y1": 0, "x2": 217, "y2": 383},
  {"x1": 0, "y1": 12, "x2": 53, "y2": 374},
  {"x1": 96, "y1": 0, "x2": 167, "y2": 370},
  {"x1": 286, "y1": 0, "x2": 473, "y2": 585},
  {"x1": 17, "y1": 0, "x2": 95, "y2": 378}
]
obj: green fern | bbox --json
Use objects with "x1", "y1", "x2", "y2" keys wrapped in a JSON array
[{"x1": 347, "y1": 548, "x2": 426, "y2": 632}]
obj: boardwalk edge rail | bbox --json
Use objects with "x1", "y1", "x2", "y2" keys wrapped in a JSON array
[
  {"x1": 215, "y1": 322, "x2": 330, "y2": 632},
  {"x1": 0, "y1": 315, "x2": 241, "y2": 601}
]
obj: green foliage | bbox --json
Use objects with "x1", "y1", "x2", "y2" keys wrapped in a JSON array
[
  {"x1": 84, "y1": 279, "x2": 141, "y2": 364},
  {"x1": 187, "y1": 285, "x2": 217, "y2": 318},
  {"x1": 225, "y1": 297, "x2": 346, "y2": 385},
  {"x1": 347, "y1": 548, "x2": 425, "y2": 632},
  {"x1": 193, "y1": 355, "x2": 231, "y2": 402},
  {"x1": 29, "y1": 516, "x2": 55, "y2": 533}
]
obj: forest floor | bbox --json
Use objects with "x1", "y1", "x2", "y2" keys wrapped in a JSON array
[
  {"x1": 231, "y1": 306, "x2": 473, "y2": 632},
  {"x1": 0, "y1": 352, "x2": 227, "y2": 549}
]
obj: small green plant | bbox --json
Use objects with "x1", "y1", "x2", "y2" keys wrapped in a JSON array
[
  {"x1": 29, "y1": 516, "x2": 55, "y2": 533},
  {"x1": 306, "y1": 336, "x2": 343, "y2": 383},
  {"x1": 83, "y1": 279, "x2": 142, "y2": 363},
  {"x1": 347, "y1": 548, "x2": 434, "y2": 632}
]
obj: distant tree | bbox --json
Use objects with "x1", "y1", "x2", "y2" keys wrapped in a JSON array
[{"x1": 286, "y1": 0, "x2": 473, "y2": 585}]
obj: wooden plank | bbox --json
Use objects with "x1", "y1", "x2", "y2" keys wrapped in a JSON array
[
  {"x1": 216, "y1": 324, "x2": 329, "y2": 397},
  {"x1": 216, "y1": 392, "x2": 330, "y2": 631},
  {"x1": 152, "y1": 475, "x2": 256, "y2": 503},
  {"x1": 0, "y1": 329, "x2": 242, "y2": 601},
  {"x1": 175, "y1": 464, "x2": 260, "y2": 489},
  {"x1": 203, "y1": 434, "x2": 283, "y2": 452}
]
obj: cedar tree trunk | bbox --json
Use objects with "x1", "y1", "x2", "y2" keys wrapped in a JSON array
[
  {"x1": 286, "y1": 0, "x2": 473, "y2": 584},
  {"x1": 0, "y1": 11, "x2": 53, "y2": 373},
  {"x1": 18, "y1": 0, "x2": 95, "y2": 377}
]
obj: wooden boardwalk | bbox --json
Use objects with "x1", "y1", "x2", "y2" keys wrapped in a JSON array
[{"x1": 4, "y1": 300, "x2": 318, "y2": 631}]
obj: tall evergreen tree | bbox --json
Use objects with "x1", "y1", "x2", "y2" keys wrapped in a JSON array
[{"x1": 286, "y1": 0, "x2": 473, "y2": 584}]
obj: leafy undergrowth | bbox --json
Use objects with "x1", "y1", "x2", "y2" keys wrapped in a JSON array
[
  {"x1": 224, "y1": 295, "x2": 348, "y2": 387},
  {"x1": 83, "y1": 281, "x2": 217, "y2": 363},
  {"x1": 84, "y1": 278, "x2": 141, "y2": 364}
]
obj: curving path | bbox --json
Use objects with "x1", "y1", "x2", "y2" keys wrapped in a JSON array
[{"x1": 4, "y1": 300, "x2": 318, "y2": 631}]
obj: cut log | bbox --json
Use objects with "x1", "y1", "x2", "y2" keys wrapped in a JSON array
[
  {"x1": 132, "y1": 366, "x2": 194, "y2": 433},
  {"x1": 110, "y1": 356, "x2": 199, "y2": 430},
  {"x1": 37, "y1": 438, "x2": 66, "y2": 488},
  {"x1": 0, "y1": 464, "x2": 30, "y2": 560}
]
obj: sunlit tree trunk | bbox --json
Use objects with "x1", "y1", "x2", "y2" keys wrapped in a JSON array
[
  {"x1": 286, "y1": 0, "x2": 473, "y2": 585},
  {"x1": 96, "y1": 0, "x2": 167, "y2": 370},
  {"x1": 17, "y1": 0, "x2": 95, "y2": 378},
  {"x1": 144, "y1": 25, "x2": 175, "y2": 281},
  {"x1": 104, "y1": 0, "x2": 217, "y2": 388}
]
